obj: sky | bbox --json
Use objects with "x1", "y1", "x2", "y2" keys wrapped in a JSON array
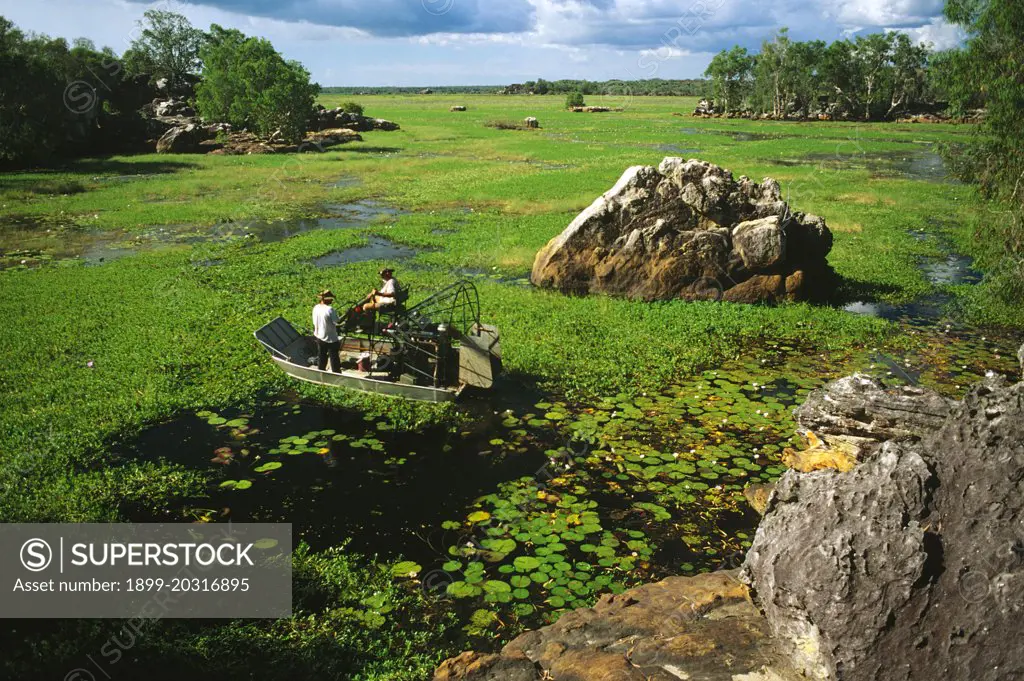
[{"x1": 0, "y1": 0, "x2": 962, "y2": 86}]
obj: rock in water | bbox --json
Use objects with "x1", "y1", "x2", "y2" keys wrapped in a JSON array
[
  {"x1": 530, "y1": 158, "x2": 834, "y2": 303},
  {"x1": 742, "y1": 375, "x2": 1024, "y2": 681}
]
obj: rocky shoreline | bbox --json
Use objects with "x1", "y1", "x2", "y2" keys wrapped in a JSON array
[{"x1": 435, "y1": 346, "x2": 1024, "y2": 680}]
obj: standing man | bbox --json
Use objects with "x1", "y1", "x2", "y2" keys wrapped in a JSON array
[{"x1": 313, "y1": 290, "x2": 341, "y2": 372}]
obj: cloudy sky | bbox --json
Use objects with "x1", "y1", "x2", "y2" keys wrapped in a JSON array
[{"x1": 0, "y1": 0, "x2": 961, "y2": 86}]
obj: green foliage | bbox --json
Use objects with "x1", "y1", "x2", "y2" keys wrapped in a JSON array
[
  {"x1": 121, "y1": 10, "x2": 204, "y2": 87},
  {"x1": 717, "y1": 28, "x2": 938, "y2": 119},
  {"x1": 0, "y1": 16, "x2": 151, "y2": 166},
  {"x1": 941, "y1": 0, "x2": 1024, "y2": 302},
  {"x1": 565, "y1": 91, "x2": 585, "y2": 108},
  {"x1": 338, "y1": 100, "x2": 364, "y2": 115},
  {"x1": 1, "y1": 544, "x2": 458, "y2": 679},
  {"x1": 196, "y1": 25, "x2": 320, "y2": 142},
  {"x1": 704, "y1": 46, "x2": 754, "y2": 113}
]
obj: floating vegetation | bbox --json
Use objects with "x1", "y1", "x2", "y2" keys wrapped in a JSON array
[{"x1": 122, "y1": 328, "x2": 1020, "y2": 634}]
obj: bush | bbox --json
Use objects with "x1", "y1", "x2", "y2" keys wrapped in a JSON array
[
  {"x1": 196, "y1": 25, "x2": 320, "y2": 143},
  {"x1": 338, "y1": 101, "x2": 364, "y2": 115},
  {"x1": 565, "y1": 91, "x2": 585, "y2": 108}
]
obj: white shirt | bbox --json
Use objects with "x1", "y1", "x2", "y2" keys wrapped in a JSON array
[
  {"x1": 312, "y1": 303, "x2": 340, "y2": 343},
  {"x1": 379, "y1": 277, "x2": 397, "y2": 301}
]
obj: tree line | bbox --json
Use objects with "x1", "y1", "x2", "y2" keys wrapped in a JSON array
[
  {"x1": 0, "y1": 10, "x2": 319, "y2": 167},
  {"x1": 703, "y1": 28, "x2": 967, "y2": 120}
]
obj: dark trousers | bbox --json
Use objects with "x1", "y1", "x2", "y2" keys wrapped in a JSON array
[{"x1": 316, "y1": 339, "x2": 341, "y2": 373}]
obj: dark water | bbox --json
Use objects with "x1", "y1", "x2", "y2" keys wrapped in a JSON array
[
  {"x1": 843, "y1": 244, "x2": 983, "y2": 324},
  {"x1": 770, "y1": 150, "x2": 955, "y2": 182},
  {"x1": 0, "y1": 200, "x2": 403, "y2": 270},
  {"x1": 119, "y1": 401, "x2": 546, "y2": 563},
  {"x1": 311, "y1": 236, "x2": 423, "y2": 267},
  {"x1": 235, "y1": 201, "x2": 404, "y2": 243}
]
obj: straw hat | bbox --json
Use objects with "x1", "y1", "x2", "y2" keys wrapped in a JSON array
[{"x1": 319, "y1": 289, "x2": 335, "y2": 302}]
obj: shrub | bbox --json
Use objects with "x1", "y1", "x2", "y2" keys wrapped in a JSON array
[
  {"x1": 338, "y1": 101, "x2": 364, "y2": 115},
  {"x1": 565, "y1": 91, "x2": 585, "y2": 108}
]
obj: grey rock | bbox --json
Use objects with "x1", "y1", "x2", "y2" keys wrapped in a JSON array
[
  {"x1": 733, "y1": 216, "x2": 786, "y2": 271},
  {"x1": 744, "y1": 375, "x2": 1024, "y2": 681},
  {"x1": 793, "y1": 374, "x2": 954, "y2": 451},
  {"x1": 156, "y1": 123, "x2": 210, "y2": 153},
  {"x1": 741, "y1": 444, "x2": 934, "y2": 679}
]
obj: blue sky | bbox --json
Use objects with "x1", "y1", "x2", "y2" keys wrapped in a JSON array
[{"x1": 0, "y1": 0, "x2": 961, "y2": 86}]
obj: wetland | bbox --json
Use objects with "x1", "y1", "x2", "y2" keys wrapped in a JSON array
[{"x1": 2, "y1": 94, "x2": 1021, "y2": 679}]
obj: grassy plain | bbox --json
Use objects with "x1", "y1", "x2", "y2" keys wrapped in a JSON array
[{"x1": 0, "y1": 94, "x2": 1020, "y2": 678}]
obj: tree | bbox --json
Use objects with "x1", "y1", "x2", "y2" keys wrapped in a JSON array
[
  {"x1": 565, "y1": 91, "x2": 585, "y2": 108},
  {"x1": 0, "y1": 15, "x2": 151, "y2": 166},
  {"x1": 195, "y1": 25, "x2": 320, "y2": 142},
  {"x1": 886, "y1": 33, "x2": 930, "y2": 117},
  {"x1": 851, "y1": 32, "x2": 896, "y2": 120},
  {"x1": 123, "y1": 10, "x2": 204, "y2": 88},
  {"x1": 704, "y1": 46, "x2": 754, "y2": 113},
  {"x1": 942, "y1": 0, "x2": 1024, "y2": 298}
]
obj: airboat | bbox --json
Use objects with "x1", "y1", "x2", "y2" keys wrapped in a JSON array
[{"x1": 254, "y1": 280, "x2": 501, "y2": 402}]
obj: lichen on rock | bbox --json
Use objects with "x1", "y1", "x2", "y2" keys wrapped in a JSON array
[{"x1": 530, "y1": 158, "x2": 834, "y2": 303}]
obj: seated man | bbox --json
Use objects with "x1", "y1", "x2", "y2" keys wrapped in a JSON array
[{"x1": 360, "y1": 268, "x2": 400, "y2": 312}]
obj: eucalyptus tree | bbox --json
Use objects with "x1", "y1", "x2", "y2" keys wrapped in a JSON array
[
  {"x1": 704, "y1": 46, "x2": 754, "y2": 113},
  {"x1": 123, "y1": 10, "x2": 204, "y2": 88}
]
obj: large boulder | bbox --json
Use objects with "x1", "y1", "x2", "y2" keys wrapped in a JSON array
[
  {"x1": 530, "y1": 159, "x2": 834, "y2": 303},
  {"x1": 742, "y1": 373, "x2": 1024, "y2": 681},
  {"x1": 156, "y1": 123, "x2": 210, "y2": 153}
]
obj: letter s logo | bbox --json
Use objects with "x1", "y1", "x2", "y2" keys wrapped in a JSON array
[{"x1": 20, "y1": 538, "x2": 52, "y2": 572}]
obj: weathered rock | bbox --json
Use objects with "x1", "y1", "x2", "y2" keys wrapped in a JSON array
[
  {"x1": 435, "y1": 571, "x2": 800, "y2": 681},
  {"x1": 743, "y1": 375, "x2": 1024, "y2": 681},
  {"x1": 304, "y1": 128, "x2": 364, "y2": 148},
  {"x1": 524, "y1": 116, "x2": 540, "y2": 128},
  {"x1": 310, "y1": 108, "x2": 400, "y2": 132},
  {"x1": 205, "y1": 128, "x2": 362, "y2": 155},
  {"x1": 154, "y1": 97, "x2": 194, "y2": 118},
  {"x1": 792, "y1": 374, "x2": 953, "y2": 460},
  {"x1": 1018, "y1": 341, "x2": 1024, "y2": 377},
  {"x1": 531, "y1": 159, "x2": 834, "y2": 303},
  {"x1": 156, "y1": 123, "x2": 210, "y2": 153},
  {"x1": 733, "y1": 216, "x2": 786, "y2": 270},
  {"x1": 433, "y1": 651, "x2": 538, "y2": 681},
  {"x1": 743, "y1": 483, "x2": 775, "y2": 515}
]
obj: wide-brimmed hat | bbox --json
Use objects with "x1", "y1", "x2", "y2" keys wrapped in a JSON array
[
  {"x1": 379, "y1": 268, "x2": 394, "y2": 277},
  {"x1": 319, "y1": 289, "x2": 335, "y2": 302}
]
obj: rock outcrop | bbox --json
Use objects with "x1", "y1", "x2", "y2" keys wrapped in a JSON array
[
  {"x1": 311, "y1": 106, "x2": 400, "y2": 132},
  {"x1": 531, "y1": 159, "x2": 834, "y2": 303},
  {"x1": 743, "y1": 369, "x2": 1024, "y2": 681},
  {"x1": 437, "y1": 347, "x2": 1024, "y2": 681},
  {"x1": 434, "y1": 571, "x2": 799, "y2": 681}
]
